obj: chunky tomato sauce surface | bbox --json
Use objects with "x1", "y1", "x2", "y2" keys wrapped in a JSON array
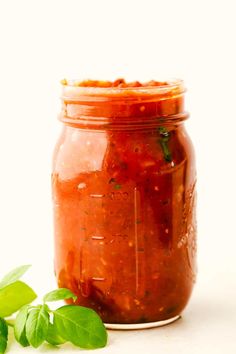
[{"x1": 52, "y1": 79, "x2": 197, "y2": 324}]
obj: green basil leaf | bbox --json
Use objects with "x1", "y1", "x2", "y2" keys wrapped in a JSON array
[
  {"x1": 54, "y1": 305, "x2": 107, "y2": 349},
  {"x1": 0, "y1": 265, "x2": 31, "y2": 289},
  {"x1": 0, "y1": 281, "x2": 37, "y2": 317},
  {"x1": 25, "y1": 304, "x2": 49, "y2": 348},
  {"x1": 160, "y1": 139, "x2": 172, "y2": 162},
  {"x1": 158, "y1": 127, "x2": 172, "y2": 162},
  {"x1": 43, "y1": 288, "x2": 77, "y2": 303},
  {"x1": 46, "y1": 322, "x2": 66, "y2": 346},
  {"x1": 14, "y1": 305, "x2": 30, "y2": 347},
  {"x1": 0, "y1": 318, "x2": 8, "y2": 354}
]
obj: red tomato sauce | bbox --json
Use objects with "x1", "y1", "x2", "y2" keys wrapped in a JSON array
[{"x1": 52, "y1": 79, "x2": 197, "y2": 324}]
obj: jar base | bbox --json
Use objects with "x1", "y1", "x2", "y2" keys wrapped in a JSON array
[{"x1": 104, "y1": 315, "x2": 180, "y2": 330}]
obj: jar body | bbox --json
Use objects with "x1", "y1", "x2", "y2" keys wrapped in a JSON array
[{"x1": 52, "y1": 122, "x2": 197, "y2": 325}]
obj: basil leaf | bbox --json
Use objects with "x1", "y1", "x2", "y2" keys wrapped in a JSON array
[
  {"x1": 25, "y1": 304, "x2": 49, "y2": 348},
  {"x1": 54, "y1": 305, "x2": 107, "y2": 349},
  {"x1": 0, "y1": 265, "x2": 31, "y2": 289},
  {"x1": 46, "y1": 322, "x2": 66, "y2": 346},
  {"x1": 158, "y1": 127, "x2": 172, "y2": 162},
  {"x1": 43, "y1": 288, "x2": 77, "y2": 303},
  {"x1": 160, "y1": 139, "x2": 172, "y2": 162},
  {"x1": 14, "y1": 305, "x2": 30, "y2": 347},
  {"x1": 0, "y1": 318, "x2": 8, "y2": 354},
  {"x1": 0, "y1": 281, "x2": 37, "y2": 317}
]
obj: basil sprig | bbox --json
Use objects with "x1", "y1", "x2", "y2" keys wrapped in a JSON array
[{"x1": 0, "y1": 266, "x2": 108, "y2": 353}]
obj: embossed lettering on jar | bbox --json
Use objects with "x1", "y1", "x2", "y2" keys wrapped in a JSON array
[{"x1": 52, "y1": 79, "x2": 197, "y2": 328}]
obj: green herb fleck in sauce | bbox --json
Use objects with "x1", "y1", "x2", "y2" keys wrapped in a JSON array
[{"x1": 109, "y1": 178, "x2": 122, "y2": 190}]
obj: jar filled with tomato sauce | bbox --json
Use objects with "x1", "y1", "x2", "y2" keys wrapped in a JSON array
[{"x1": 52, "y1": 78, "x2": 197, "y2": 329}]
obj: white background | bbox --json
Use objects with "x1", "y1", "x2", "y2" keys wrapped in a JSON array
[{"x1": 0, "y1": 0, "x2": 236, "y2": 353}]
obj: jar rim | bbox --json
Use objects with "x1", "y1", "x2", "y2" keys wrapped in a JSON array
[{"x1": 61, "y1": 78, "x2": 185, "y2": 101}]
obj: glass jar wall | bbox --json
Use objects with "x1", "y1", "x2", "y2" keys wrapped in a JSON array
[{"x1": 52, "y1": 79, "x2": 197, "y2": 328}]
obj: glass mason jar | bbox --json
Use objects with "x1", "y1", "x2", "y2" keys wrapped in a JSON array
[{"x1": 52, "y1": 79, "x2": 197, "y2": 329}]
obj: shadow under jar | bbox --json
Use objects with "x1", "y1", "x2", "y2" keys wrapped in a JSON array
[{"x1": 52, "y1": 79, "x2": 197, "y2": 329}]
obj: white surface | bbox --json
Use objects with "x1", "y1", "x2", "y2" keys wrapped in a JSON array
[{"x1": 0, "y1": 0, "x2": 236, "y2": 353}]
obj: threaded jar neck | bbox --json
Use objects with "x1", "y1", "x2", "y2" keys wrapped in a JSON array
[{"x1": 60, "y1": 79, "x2": 188, "y2": 130}]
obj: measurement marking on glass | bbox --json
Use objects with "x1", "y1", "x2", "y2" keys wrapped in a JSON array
[
  {"x1": 90, "y1": 194, "x2": 105, "y2": 198},
  {"x1": 134, "y1": 187, "x2": 139, "y2": 293},
  {"x1": 91, "y1": 235, "x2": 105, "y2": 240},
  {"x1": 92, "y1": 277, "x2": 105, "y2": 281}
]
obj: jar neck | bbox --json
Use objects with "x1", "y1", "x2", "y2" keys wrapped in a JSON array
[{"x1": 60, "y1": 80, "x2": 188, "y2": 130}]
